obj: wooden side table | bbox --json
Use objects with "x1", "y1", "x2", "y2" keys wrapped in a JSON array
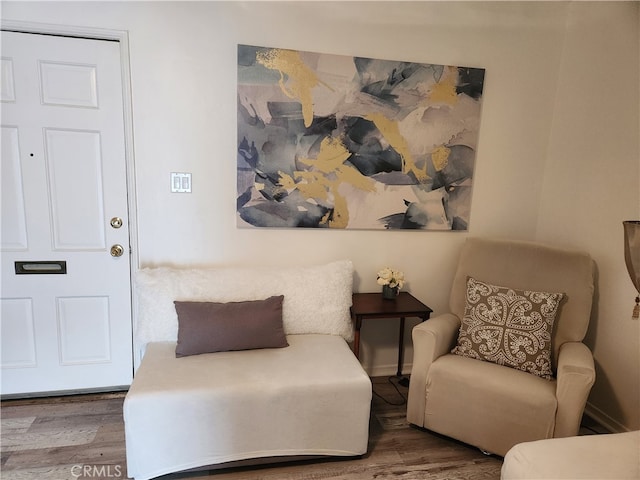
[{"x1": 351, "y1": 292, "x2": 433, "y2": 379}]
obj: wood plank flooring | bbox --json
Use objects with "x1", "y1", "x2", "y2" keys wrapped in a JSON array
[{"x1": 2, "y1": 377, "x2": 504, "y2": 480}]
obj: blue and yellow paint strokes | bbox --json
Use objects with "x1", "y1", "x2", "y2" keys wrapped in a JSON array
[{"x1": 237, "y1": 44, "x2": 485, "y2": 230}]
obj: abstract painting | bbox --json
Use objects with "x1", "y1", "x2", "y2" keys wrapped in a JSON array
[{"x1": 237, "y1": 44, "x2": 485, "y2": 230}]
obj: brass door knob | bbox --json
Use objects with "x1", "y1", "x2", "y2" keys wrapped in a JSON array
[
  {"x1": 110, "y1": 217, "x2": 123, "y2": 229},
  {"x1": 110, "y1": 244, "x2": 125, "y2": 257}
]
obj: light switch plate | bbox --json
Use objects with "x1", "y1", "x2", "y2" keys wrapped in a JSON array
[{"x1": 170, "y1": 172, "x2": 192, "y2": 193}]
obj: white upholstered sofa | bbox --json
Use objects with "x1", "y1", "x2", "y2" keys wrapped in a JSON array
[{"x1": 123, "y1": 260, "x2": 372, "y2": 480}]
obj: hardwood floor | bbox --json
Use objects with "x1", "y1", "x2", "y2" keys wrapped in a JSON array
[{"x1": 1, "y1": 377, "x2": 504, "y2": 480}]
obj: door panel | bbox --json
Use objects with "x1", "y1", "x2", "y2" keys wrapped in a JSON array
[
  {"x1": 0, "y1": 298, "x2": 36, "y2": 368},
  {"x1": 45, "y1": 128, "x2": 106, "y2": 250},
  {"x1": 1, "y1": 57, "x2": 17, "y2": 102},
  {"x1": 57, "y1": 296, "x2": 110, "y2": 365},
  {"x1": 1, "y1": 126, "x2": 28, "y2": 250},
  {"x1": 39, "y1": 61, "x2": 99, "y2": 108},
  {"x1": 1, "y1": 31, "x2": 133, "y2": 395}
]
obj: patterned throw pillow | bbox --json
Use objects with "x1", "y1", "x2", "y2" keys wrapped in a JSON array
[{"x1": 451, "y1": 277, "x2": 564, "y2": 379}]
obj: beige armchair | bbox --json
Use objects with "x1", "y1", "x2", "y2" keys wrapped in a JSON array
[{"x1": 407, "y1": 237, "x2": 596, "y2": 456}]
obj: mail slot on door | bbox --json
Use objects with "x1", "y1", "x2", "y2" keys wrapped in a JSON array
[{"x1": 15, "y1": 261, "x2": 67, "y2": 275}]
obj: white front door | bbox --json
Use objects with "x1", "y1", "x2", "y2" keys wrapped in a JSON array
[{"x1": 1, "y1": 31, "x2": 133, "y2": 395}]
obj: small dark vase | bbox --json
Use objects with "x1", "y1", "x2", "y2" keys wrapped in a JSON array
[{"x1": 382, "y1": 284, "x2": 399, "y2": 300}]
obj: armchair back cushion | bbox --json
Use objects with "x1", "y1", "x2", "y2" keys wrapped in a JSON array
[{"x1": 449, "y1": 238, "x2": 594, "y2": 368}]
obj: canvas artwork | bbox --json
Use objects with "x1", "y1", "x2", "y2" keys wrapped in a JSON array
[{"x1": 237, "y1": 44, "x2": 485, "y2": 230}]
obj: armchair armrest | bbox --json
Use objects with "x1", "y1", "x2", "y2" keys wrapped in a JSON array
[
  {"x1": 407, "y1": 313, "x2": 461, "y2": 426},
  {"x1": 554, "y1": 341, "x2": 596, "y2": 437}
]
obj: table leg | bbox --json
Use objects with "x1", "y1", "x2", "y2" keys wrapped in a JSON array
[
  {"x1": 353, "y1": 317, "x2": 361, "y2": 359},
  {"x1": 397, "y1": 316, "x2": 405, "y2": 377}
]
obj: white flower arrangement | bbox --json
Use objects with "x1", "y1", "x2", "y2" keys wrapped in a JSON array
[{"x1": 376, "y1": 267, "x2": 405, "y2": 290}]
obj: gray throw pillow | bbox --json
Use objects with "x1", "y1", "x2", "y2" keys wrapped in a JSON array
[{"x1": 174, "y1": 295, "x2": 288, "y2": 357}]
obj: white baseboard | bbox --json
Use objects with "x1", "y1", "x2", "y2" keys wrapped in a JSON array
[{"x1": 584, "y1": 401, "x2": 630, "y2": 433}]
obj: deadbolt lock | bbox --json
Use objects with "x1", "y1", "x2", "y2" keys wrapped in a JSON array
[
  {"x1": 110, "y1": 217, "x2": 123, "y2": 229},
  {"x1": 110, "y1": 244, "x2": 125, "y2": 257}
]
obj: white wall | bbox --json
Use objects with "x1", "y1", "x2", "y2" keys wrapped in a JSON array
[
  {"x1": 3, "y1": 1, "x2": 637, "y2": 430},
  {"x1": 536, "y1": 2, "x2": 640, "y2": 432}
]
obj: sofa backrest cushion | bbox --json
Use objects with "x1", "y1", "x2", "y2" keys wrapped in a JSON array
[
  {"x1": 135, "y1": 260, "x2": 354, "y2": 352},
  {"x1": 450, "y1": 238, "x2": 594, "y2": 368}
]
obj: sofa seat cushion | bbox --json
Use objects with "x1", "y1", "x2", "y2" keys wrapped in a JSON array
[
  {"x1": 124, "y1": 334, "x2": 372, "y2": 480},
  {"x1": 422, "y1": 354, "x2": 557, "y2": 456},
  {"x1": 501, "y1": 431, "x2": 640, "y2": 479}
]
